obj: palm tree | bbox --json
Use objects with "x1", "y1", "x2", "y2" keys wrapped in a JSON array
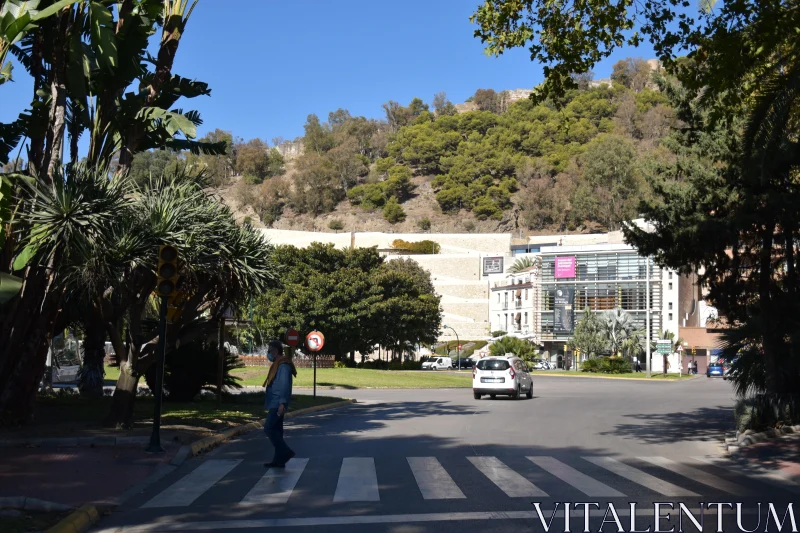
[
  {"x1": 508, "y1": 256, "x2": 541, "y2": 274},
  {"x1": 601, "y1": 308, "x2": 636, "y2": 356}
]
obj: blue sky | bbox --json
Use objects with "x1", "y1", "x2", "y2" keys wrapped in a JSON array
[{"x1": 2, "y1": 0, "x2": 663, "y2": 150}]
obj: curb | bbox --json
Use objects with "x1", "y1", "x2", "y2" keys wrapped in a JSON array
[
  {"x1": 0, "y1": 497, "x2": 73, "y2": 512},
  {"x1": 44, "y1": 504, "x2": 99, "y2": 533},
  {"x1": 723, "y1": 424, "x2": 800, "y2": 456},
  {"x1": 184, "y1": 399, "x2": 357, "y2": 459},
  {"x1": 0, "y1": 435, "x2": 150, "y2": 449},
  {"x1": 529, "y1": 372, "x2": 695, "y2": 382}
]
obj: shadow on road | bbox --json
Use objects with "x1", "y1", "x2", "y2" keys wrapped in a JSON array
[{"x1": 600, "y1": 405, "x2": 735, "y2": 445}]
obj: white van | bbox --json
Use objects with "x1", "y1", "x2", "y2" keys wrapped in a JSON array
[{"x1": 422, "y1": 356, "x2": 453, "y2": 370}]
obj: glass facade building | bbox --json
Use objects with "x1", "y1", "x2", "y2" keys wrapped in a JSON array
[{"x1": 536, "y1": 245, "x2": 663, "y2": 348}]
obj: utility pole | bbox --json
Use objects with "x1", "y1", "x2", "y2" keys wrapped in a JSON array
[{"x1": 645, "y1": 256, "x2": 651, "y2": 378}]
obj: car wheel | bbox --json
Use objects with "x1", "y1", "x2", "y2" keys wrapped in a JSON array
[
  {"x1": 473, "y1": 392, "x2": 481, "y2": 400},
  {"x1": 511, "y1": 386, "x2": 520, "y2": 400},
  {"x1": 526, "y1": 385, "x2": 533, "y2": 399},
  {"x1": 490, "y1": 394, "x2": 496, "y2": 399}
]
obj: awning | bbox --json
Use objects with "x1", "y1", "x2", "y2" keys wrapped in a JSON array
[{"x1": 515, "y1": 289, "x2": 522, "y2": 298}]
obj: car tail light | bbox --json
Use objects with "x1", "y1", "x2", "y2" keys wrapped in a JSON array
[
  {"x1": 509, "y1": 367, "x2": 515, "y2": 380},
  {"x1": 472, "y1": 366, "x2": 476, "y2": 379}
]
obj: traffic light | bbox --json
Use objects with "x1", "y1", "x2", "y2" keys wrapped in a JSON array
[
  {"x1": 156, "y1": 245, "x2": 179, "y2": 297},
  {"x1": 691, "y1": 346, "x2": 696, "y2": 355},
  {"x1": 166, "y1": 288, "x2": 185, "y2": 323}
]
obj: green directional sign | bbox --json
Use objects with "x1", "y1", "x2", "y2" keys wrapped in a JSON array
[{"x1": 656, "y1": 340, "x2": 672, "y2": 355}]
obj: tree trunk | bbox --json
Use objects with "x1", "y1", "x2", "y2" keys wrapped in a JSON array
[
  {"x1": 0, "y1": 264, "x2": 62, "y2": 425},
  {"x1": 104, "y1": 360, "x2": 140, "y2": 429},
  {"x1": 41, "y1": 8, "x2": 70, "y2": 183},
  {"x1": 78, "y1": 321, "x2": 106, "y2": 398}
]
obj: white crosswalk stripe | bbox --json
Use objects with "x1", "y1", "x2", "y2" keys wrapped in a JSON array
[
  {"x1": 240, "y1": 458, "x2": 309, "y2": 506},
  {"x1": 142, "y1": 459, "x2": 241, "y2": 508},
  {"x1": 583, "y1": 457, "x2": 698, "y2": 496},
  {"x1": 528, "y1": 456, "x2": 625, "y2": 497},
  {"x1": 333, "y1": 457, "x2": 380, "y2": 502},
  {"x1": 408, "y1": 457, "x2": 466, "y2": 499},
  {"x1": 690, "y1": 456, "x2": 800, "y2": 495},
  {"x1": 137, "y1": 455, "x2": 784, "y2": 509},
  {"x1": 468, "y1": 456, "x2": 548, "y2": 497},
  {"x1": 640, "y1": 456, "x2": 749, "y2": 495}
]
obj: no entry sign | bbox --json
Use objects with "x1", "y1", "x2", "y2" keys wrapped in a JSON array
[
  {"x1": 306, "y1": 331, "x2": 325, "y2": 352},
  {"x1": 285, "y1": 329, "x2": 300, "y2": 347}
]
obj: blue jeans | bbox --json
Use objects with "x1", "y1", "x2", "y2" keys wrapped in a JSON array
[{"x1": 264, "y1": 409, "x2": 293, "y2": 464}]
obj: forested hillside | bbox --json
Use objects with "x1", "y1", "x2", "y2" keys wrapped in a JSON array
[{"x1": 131, "y1": 58, "x2": 675, "y2": 234}]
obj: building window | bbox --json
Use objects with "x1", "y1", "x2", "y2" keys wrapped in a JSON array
[
  {"x1": 669, "y1": 271, "x2": 673, "y2": 279},
  {"x1": 669, "y1": 313, "x2": 673, "y2": 321},
  {"x1": 497, "y1": 293, "x2": 500, "y2": 303},
  {"x1": 669, "y1": 302, "x2": 673, "y2": 310},
  {"x1": 524, "y1": 312, "x2": 528, "y2": 325},
  {"x1": 668, "y1": 282, "x2": 673, "y2": 290},
  {"x1": 525, "y1": 288, "x2": 528, "y2": 300}
]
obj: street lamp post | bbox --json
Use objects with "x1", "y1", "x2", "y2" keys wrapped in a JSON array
[{"x1": 442, "y1": 324, "x2": 459, "y2": 368}]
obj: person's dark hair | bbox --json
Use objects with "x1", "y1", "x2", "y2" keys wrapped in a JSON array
[{"x1": 268, "y1": 340, "x2": 283, "y2": 355}]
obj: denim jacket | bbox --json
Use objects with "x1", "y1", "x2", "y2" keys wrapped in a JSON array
[{"x1": 264, "y1": 364, "x2": 293, "y2": 411}]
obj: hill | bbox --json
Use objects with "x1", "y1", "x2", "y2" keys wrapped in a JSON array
[{"x1": 132, "y1": 58, "x2": 674, "y2": 237}]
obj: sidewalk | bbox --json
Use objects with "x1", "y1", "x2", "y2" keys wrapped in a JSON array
[
  {"x1": 0, "y1": 443, "x2": 180, "y2": 507},
  {"x1": 735, "y1": 432, "x2": 800, "y2": 482}
]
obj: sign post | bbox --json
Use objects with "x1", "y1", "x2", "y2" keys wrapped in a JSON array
[
  {"x1": 306, "y1": 331, "x2": 325, "y2": 398},
  {"x1": 656, "y1": 340, "x2": 672, "y2": 375}
]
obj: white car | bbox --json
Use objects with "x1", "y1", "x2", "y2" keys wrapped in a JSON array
[
  {"x1": 472, "y1": 355, "x2": 533, "y2": 400},
  {"x1": 422, "y1": 357, "x2": 453, "y2": 370}
]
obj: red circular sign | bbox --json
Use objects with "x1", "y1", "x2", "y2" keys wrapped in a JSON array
[
  {"x1": 306, "y1": 331, "x2": 325, "y2": 352},
  {"x1": 286, "y1": 329, "x2": 300, "y2": 347}
]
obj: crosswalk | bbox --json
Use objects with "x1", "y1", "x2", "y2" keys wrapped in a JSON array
[{"x1": 139, "y1": 455, "x2": 799, "y2": 509}]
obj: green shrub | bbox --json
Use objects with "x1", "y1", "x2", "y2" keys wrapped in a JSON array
[
  {"x1": 418, "y1": 217, "x2": 432, "y2": 231},
  {"x1": 600, "y1": 356, "x2": 631, "y2": 374},
  {"x1": 402, "y1": 360, "x2": 422, "y2": 370},
  {"x1": 734, "y1": 394, "x2": 800, "y2": 432},
  {"x1": 328, "y1": 219, "x2": 344, "y2": 232},
  {"x1": 144, "y1": 340, "x2": 243, "y2": 401},
  {"x1": 347, "y1": 183, "x2": 386, "y2": 209},
  {"x1": 334, "y1": 361, "x2": 347, "y2": 369},
  {"x1": 383, "y1": 197, "x2": 407, "y2": 223},
  {"x1": 358, "y1": 359, "x2": 389, "y2": 370},
  {"x1": 388, "y1": 360, "x2": 403, "y2": 370},
  {"x1": 392, "y1": 239, "x2": 440, "y2": 254},
  {"x1": 491, "y1": 330, "x2": 507, "y2": 338},
  {"x1": 580, "y1": 358, "x2": 600, "y2": 373},
  {"x1": 464, "y1": 220, "x2": 476, "y2": 232}
]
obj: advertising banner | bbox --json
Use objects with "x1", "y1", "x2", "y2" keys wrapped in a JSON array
[
  {"x1": 482, "y1": 256, "x2": 504, "y2": 276},
  {"x1": 554, "y1": 256, "x2": 576, "y2": 278},
  {"x1": 553, "y1": 288, "x2": 575, "y2": 334}
]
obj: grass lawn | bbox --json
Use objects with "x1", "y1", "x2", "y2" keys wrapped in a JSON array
[
  {"x1": 0, "y1": 510, "x2": 71, "y2": 533},
  {"x1": 530, "y1": 371, "x2": 695, "y2": 380},
  {"x1": 1, "y1": 391, "x2": 344, "y2": 440},
  {"x1": 232, "y1": 367, "x2": 472, "y2": 389}
]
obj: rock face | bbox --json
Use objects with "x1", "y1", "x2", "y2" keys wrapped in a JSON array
[{"x1": 273, "y1": 140, "x2": 304, "y2": 161}]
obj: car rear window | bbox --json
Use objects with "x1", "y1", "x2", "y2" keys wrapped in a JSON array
[{"x1": 476, "y1": 360, "x2": 510, "y2": 370}]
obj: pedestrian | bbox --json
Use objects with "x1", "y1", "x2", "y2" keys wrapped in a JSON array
[{"x1": 263, "y1": 340, "x2": 297, "y2": 468}]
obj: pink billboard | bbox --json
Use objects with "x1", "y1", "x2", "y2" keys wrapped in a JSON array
[{"x1": 554, "y1": 256, "x2": 576, "y2": 279}]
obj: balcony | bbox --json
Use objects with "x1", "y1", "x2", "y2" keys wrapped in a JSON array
[{"x1": 515, "y1": 300, "x2": 522, "y2": 309}]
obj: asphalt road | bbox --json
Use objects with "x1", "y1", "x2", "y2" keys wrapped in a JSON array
[{"x1": 93, "y1": 376, "x2": 800, "y2": 533}]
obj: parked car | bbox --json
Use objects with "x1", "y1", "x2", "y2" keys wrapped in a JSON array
[
  {"x1": 706, "y1": 363, "x2": 724, "y2": 378},
  {"x1": 422, "y1": 356, "x2": 453, "y2": 370},
  {"x1": 532, "y1": 359, "x2": 551, "y2": 370},
  {"x1": 472, "y1": 355, "x2": 533, "y2": 400}
]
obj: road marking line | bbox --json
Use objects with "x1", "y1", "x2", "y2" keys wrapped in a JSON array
[
  {"x1": 407, "y1": 457, "x2": 465, "y2": 499},
  {"x1": 333, "y1": 457, "x2": 379, "y2": 502},
  {"x1": 640, "y1": 456, "x2": 748, "y2": 495},
  {"x1": 93, "y1": 508, "x2": 759, "y2": 532},
  {"x1": 528, "y1": 456, "x2": 625, "y2": 497},
  {"x1": 239, "y1": 458, "x2": 309, "y2": 505},
  {"x1": 583, "y1": 456, "x2": 697, "y2": 496},
  {"x1": 690, "y1": 456, "x2": 800, "y2": 495},
  {"x1": 141, "y1": 459, "x2": 241, "y2": 508},
  {"x1": 467, "y1": 456, "x2": 548, "y2": 497}
]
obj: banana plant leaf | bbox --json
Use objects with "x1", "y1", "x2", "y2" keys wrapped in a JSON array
[{"x1": 0, "y1": 272, "x2": 22, "y2": 303}]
